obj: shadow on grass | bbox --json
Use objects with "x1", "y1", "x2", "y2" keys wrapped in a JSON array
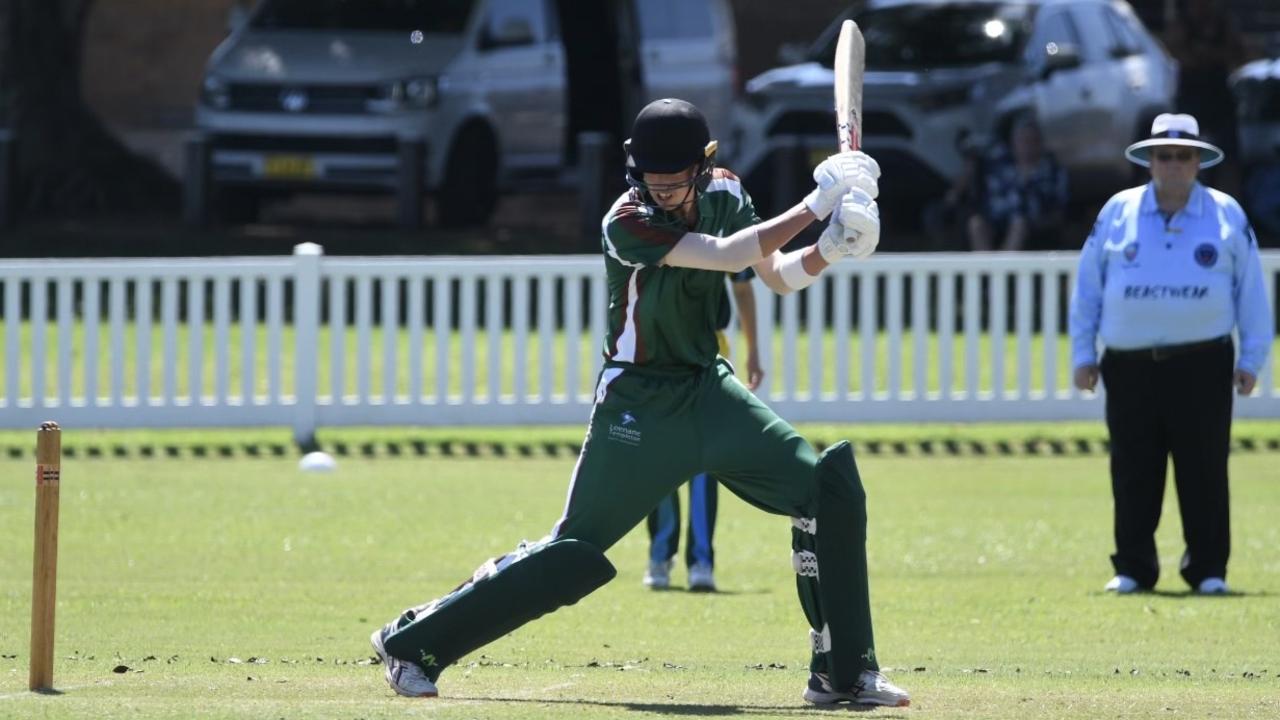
[
  {"x1": 1094, "y1": 589, "x2": 1274, "y2": 598},
  {"x1": 461, "y1": 695, "x2": 904, "y2": 716},
  {"x1": 644, "y1": 588, "x2": 768, "y2": 597}
]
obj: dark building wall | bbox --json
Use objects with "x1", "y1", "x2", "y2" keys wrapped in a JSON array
[{"x1": 83, "y1": 0, "x2": 239, "y2": 127}]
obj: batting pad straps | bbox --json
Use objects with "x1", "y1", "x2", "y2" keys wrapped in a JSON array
[
  {"x1": 810, "y1": 623, "x2": 832, "y2": 654},
  {"x1": 382, "y1": 538, "x2": 616, "y2": 681},
  {"x1": 793, "y1": 550, "x2": 819, "y2": 578}
]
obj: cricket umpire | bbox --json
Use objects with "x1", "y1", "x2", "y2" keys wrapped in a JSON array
[{"x1": 1069, "y1": 113, "x2": 1273, "y2": 595}]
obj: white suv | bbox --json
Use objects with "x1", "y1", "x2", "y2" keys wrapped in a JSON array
[
  {"x1": 193, "y1": 0, "x2": 736, "y2": 227},
  {"x1": 728, "y1": 0, "x2": 1176, "y2": 214}
]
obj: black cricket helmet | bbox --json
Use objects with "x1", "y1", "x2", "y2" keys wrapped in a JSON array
[{"x1": 624, "y1": 98, "x2": 718, "y2": 204}]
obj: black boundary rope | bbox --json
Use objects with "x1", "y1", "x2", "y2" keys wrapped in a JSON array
[{"x1": 4, "y1": 436, "x2": 1278, "y2": 461}]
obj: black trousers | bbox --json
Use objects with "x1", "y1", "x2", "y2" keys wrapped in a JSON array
[{"x1": 1100, "y1": 337, "x2": 1234, "y2": 589}]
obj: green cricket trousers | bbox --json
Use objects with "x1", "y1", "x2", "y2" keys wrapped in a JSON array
[
  {"x1": 550, "y1": 359, "x2": 880, "y2": 682},
  {"x1": 383, "y1": 358, "x2": 880, "y2": 689}
]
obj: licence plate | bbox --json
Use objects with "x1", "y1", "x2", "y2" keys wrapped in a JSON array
[{"x1": 263, "y1": 155, "x2": 316, "y2": 180}]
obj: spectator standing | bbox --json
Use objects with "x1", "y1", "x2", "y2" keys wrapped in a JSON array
[
  {"x1": 921, "y1": 150, "x2": 979, "y2": 251},
  {"x1": 643, "y1": 270, "x2": 763, "y2": 592},
  {"x1": 1164, "y1": 0, "x2": 1249, "y2": 195},
  {"x1": 1069, "y1": 113, "x2": 1273, "y2": 595},
  {"x1": 967, "y1": 117, "x2": 1068, "y2": 251}
]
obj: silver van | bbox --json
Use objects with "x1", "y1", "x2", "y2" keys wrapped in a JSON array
[{"x1": 192, "y1": 0, "x2": 737, "y2": 227}]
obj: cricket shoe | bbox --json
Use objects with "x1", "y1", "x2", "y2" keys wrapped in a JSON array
[
  {"x1": 370, "y1": 624, "x2": 438, "y2": 697},
  {"x1": 687, "y1": 562, "x2": 716, "y2": 592},
  {"x1": 1104, "y1": 574, "x2": 1140, "y2": 594},
  {"x1": 643, "y1": 559, "x2": 672, "y2": 589},
  {"x1": 803, "y1": 670, "x2": 910, "y2": 707},
  {"x1": 1197, "y1": 577, "x2": 1228, "y2": 595}
]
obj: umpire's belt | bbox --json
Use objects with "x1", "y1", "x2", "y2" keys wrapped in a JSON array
[{"x1": 1108, "y1": 335, "x2": 1230, "y2": 362}]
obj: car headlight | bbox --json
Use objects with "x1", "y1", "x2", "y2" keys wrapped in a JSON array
[
  {"x1": 201, "y1": 75, "x2": 230, "y2": 110},
  {"x1": 402, "y1": 77, "x2": 437, "y2": 107},
  {"x1": 372, "y1": 76, "x2": 439, "y2": 112}
]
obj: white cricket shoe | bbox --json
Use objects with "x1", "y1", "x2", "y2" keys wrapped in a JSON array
[
  {"x1": 643, "y1": 559, "x2": 672, "y2": 589},
  {"x1": 1197, "y1": 577, "x2": 1228, "y2": 595},
  {"x1": 370, "y1": 624, "x2": 438, "y2": 697},
  {"x1": 687, "y1": 562, "x2": 716, "y2": 592},
  {"x1": 1104, "y1": 574, "x2": 1140, "y2": 594},
  {"x1": 803, "y1": 670, "x2": 910, "y2": 707}
]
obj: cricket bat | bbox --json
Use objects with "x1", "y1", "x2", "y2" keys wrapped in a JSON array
[{"x1": 833, "y1": 19, "x2": 865, "y2": 152}]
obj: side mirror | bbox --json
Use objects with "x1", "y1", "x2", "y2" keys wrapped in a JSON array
[
  {"x1": 484, "y1": 17, "x2": 534, "y2": 49},
  {"x1": 1039, "y1": 42, "x2": 1082, "y2": 79},
  {"x1": 776, "y1": 42, "x2": 807, "y2": 66}
]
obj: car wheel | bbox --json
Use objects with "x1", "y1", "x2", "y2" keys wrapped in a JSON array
[{"x1": 437, "y1": 125, "x2": 498, "y2": 228}]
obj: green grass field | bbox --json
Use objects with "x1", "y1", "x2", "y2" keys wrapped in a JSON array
[{"x1": 2, "y1": 424, "x2": 1279, "y2": 719}]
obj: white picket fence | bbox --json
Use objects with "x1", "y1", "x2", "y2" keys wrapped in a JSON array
[{"x1": 1, "y1": 243, "x2": 1277, "y2": 442}]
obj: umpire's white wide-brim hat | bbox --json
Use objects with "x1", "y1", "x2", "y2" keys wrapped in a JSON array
[{"x1": 1125, "y1": 113, "x2": 1224, "y2": 169}]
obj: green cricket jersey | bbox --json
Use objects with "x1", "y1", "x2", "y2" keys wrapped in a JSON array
[{"x1": 601, "y1": 168, "x2": 761, "y2": 373}]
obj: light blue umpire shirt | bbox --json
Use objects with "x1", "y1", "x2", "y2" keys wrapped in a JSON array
[{"x1": 1069, "y1": 181, "x2": 1273, "y2": 375}]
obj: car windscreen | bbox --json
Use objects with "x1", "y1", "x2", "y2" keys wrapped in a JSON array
[
  {"x1": 251, "y1": 0, "x2": 474, "y2": 32},
  {"x1": 812, "y1": 2, "x2": 1032, "y2": 70}
]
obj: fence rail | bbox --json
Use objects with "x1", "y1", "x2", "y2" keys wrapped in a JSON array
[{"x1": 2, "y1": 244, "x2": 1277, "y2": 442}]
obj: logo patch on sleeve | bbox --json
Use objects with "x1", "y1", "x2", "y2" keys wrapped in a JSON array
[{"x1": 1193, "y1": 243, "x2": 1218, "y2": 268}]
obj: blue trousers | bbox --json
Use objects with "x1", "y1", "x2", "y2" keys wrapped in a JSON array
[{"x1": 646, "y1": 472, "x2": 718, "y2": 568}]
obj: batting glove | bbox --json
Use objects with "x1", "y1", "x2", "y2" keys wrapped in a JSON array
[
  {"x1": 804, "y1": 151, "x2": 880, "y2": 220},
  {"x1": 817, "y1": 189, "x2": 881, "y2": 263}
]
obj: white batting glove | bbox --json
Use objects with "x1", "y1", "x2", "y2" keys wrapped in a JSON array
[
  {"x1": 817, "y1": 189, "x2": 881, "y2": 263},
  {"x1": 804, "y1": 151, "x2": 880, "y2": 220}
]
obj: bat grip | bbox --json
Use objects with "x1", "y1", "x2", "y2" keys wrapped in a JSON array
[{"x1": 837, "y1": 125, "x2": 859, "y2": 153}]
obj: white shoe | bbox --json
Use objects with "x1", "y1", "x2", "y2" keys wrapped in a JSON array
[
  {"x1": 803, "y1": 670, "x2": 910, "y2": 707},
  {"x1": 1197, "y1": 577, "x2": 1228, "y2": 595},
  {"x1": 687, "y1": 562, "x2": 716, "y2": 592},
  {"x1": 643, "y1": 559, "x2": 672, "y2": 589},
  {"x1": 370, "y1": 624, "x2": 438, "y2": 697},
  {"x1": 1104, "y1": 574, "x2": 1140, "y2": 594}
]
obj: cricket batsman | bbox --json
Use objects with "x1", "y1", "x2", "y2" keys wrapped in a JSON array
[{"x1": 370, "y1": 98, "x2": 910, "y2": 708}]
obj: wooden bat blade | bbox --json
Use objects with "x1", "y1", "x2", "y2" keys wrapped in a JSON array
[{"x1": 833, "y1": 19, "x2": 866, "y2": 152}]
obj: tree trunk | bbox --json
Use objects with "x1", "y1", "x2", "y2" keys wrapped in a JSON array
[{"x1": 0, "y1": 0, "x2": 177, "y2": 219}]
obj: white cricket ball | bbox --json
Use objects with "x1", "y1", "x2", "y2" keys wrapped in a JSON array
[{"x1": 298, "y1": 451, "x2": 337, "y2": 473}]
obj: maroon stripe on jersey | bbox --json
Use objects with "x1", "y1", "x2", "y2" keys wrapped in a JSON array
[
  {"x1": 606, "y1": 275, "x2": 627, "y2": 359},
  {"x1": 632, "y1": 269, "x2": 649, "y2": 363},
  {"x1": 615, "y1": 205, "x2": 681, "y2": 247}
]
